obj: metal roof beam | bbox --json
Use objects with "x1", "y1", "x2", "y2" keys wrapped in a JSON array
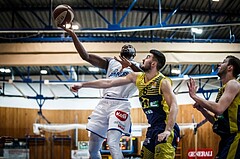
[
  {"x1": 83, "y1": 0, "x2": 111, "y2": 25},
  {"x1": 18, "y1": 0, "x2": 49, "y2": 27},
  {"x1": 130, "y1": 11, "x2": 152, "y2": 37},
  {"x1": 12, "y1": 67, "x2": 38, "y2": 95},
  {"x1": 1, "y1": 6, "x2": 239, "y2": 18},
  {"x1": 3, "y1": 0, "x2": 32, "y2": 28},
  {"x1": 117, "y1": 0, "x2": 137, "y2": 25},
  {"x1": 162, "y1": 0, "x2": 186, "y2": 25},
  {"x1": 168, "y1": 13, "x2": 191, "y2": 39}
]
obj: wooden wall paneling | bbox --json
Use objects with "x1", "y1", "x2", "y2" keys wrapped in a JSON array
[
  {"x1": 70, "y1": 110, "x2": 80, "y2": 148},
  {"x1": 0, "y1": 105, "x2": 220, "y2": 159},
  {"x1": 22, "y1": 109, "x2": 33, "y2": 135},
  {"x1": 35, "y1": 109, "x2": 50, "y2": 124},
  {"x1": 17, "y1": 108, "x2": 23, "y2": 136},
  {"x1": 45, "y1": 109, "x2": 60, "y2": 123},
  {"x1": 178, "y1": 105, "x2": 220, "y2": 159},
  {"x1": 77, "y1": 110, "x2": 92, "y2": 141},
  {"x1": 0, "y1": 107, "x2": 6, "y2": 136},
  {"x1": 27, "y1": 135, "x2": 47, "y2": 159},
  {"x1": 178, "y1": 105, "x2": 196, "y2": 158},
  {"x1": 6, "y1": 108, "x2": 14, "y2": 136},
  {"x1": 51, "y1": 135, "x2": 71, "y2": 159},
  {"x1": 65, "y1": 111, "x2": 72, "y2": 123},
  {"x1": 130, "y1": 108, "x2": 147, "y2": 155},
  {"x1": 13, "y1": 108, "x2": 18, "y2": 137},
  {"x1": 3, "y1": 108, "x2": 8, "y2": 136},
  {"x1": 28, "y1": 110, "x2": 39, "y2": 134}
]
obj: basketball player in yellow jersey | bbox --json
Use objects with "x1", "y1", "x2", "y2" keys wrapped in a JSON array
[
  {"x1": 188, "y1": 55, "x2": 240, "y2": 159},
  {"x1": 71, "y1": 49, "x2": 179, "y2": 159}
]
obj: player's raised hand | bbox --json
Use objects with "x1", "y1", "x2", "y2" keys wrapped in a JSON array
[
  {"x1": 114, "y1": 56, "x2": 132, "y2": 72},
  {"x1": 187, "y1": 78, "x2": 198, "y2": 98},
  {"x1": 58, "y1": 24, "x2": 74, "y2": 34},
  {"x1": 70, "y1": 83, "x2": 83, "y2": 92}
]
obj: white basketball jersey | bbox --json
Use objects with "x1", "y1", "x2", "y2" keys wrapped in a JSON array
[{"x1": 102, "y1": 59, "x2": 137, "y2": 98}]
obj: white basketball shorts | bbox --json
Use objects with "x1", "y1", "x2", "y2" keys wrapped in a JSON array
[{"x1": 86, "y1": 97, "x2": 132, "y2": 138}]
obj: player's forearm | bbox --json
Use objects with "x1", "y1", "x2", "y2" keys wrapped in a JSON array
[
  {"x1": 69, "y1": 31, "x2": 89, "y2": 60},
  {"x1": 128, "y1": 61, "x2": 143, "y2": 72},
  {"x1": 192, "y1": 95, "x2": 221, "y2": 115},
  {"x1": 165, "y1": 104, "x2": 178, "y2": 132},
  {"x1": 81, "y1": 79, "x2": 113, "y2": 88},
  {"x1": 130, "y1": 62, "x2": 143, "y2": 72},
  {"x1": 198, "y1": 107, "x2": 215, "y2": 124},
  {"x1": 81, "y1": 77, "x2": 128, "y2": 89}
]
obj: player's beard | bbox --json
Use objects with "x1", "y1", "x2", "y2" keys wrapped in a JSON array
[
  {"x1": 140, "y1": 62, "x2": 151, "y2": 72},
  {"x1": 217, "y1": 65, "x2": 227, "y2": 78}
]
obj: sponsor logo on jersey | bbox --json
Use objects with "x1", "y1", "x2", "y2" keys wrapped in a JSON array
[
  {"x1": 113, "y1": 121, "x2": 125, "y2": 130},
  {"x1": 144, "y1": 109, "x2": 153, "y2": 114},
  {"x1": 118, "y1": 122, "x2": 125, "y2": 130},
  {"x1": 115, "y1": 110, "x2": 128, "y2": 121},
  {"x1": 150, "y1": 100, "x2": 159, "y2": 107},
  {"x1": 109, "y1": 69, "x2": 130, "y2": 78},
  {"x1": 151, "y1": 82, "x2": 157, "y2": 88}
]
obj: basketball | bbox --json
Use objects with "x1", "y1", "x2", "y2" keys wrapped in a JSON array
[{"x1": 53, "y1": 4, "x2": 74, "y2": 26}]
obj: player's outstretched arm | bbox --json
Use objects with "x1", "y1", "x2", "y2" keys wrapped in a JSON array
[
  {"x1": 70, "y1": 72, "x2": 137, "y2": 92},
  {"x1": 60, "y1": 25, "x2": 108, "y2": 69}
]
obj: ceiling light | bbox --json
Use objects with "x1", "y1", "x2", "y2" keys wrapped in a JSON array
[
  {"x1": 5, "y1": 69, "x2": 11, "y2": 73},
  {"x1": 44, "y1": 80, "x2": 49, "y2": 84},
  {"x1": 64, "y1": 21, "x2": 81, "y2": 30},
  {"x1": 0, "y1": 68, "x2": 5, "y2": 73},
  {"x1": 212, "y1": 0, "x2": 219, "y2": 2},
  {"x1": 88, "y1": 67, "x2": 99, "y2": 72},
  {"x1": 0, "y1": 68, "x2": 11, "y2": 73},
  {"x1": 40, "y1": 70, "x2": 48, "y2": 74},
  {"x1": 72, "y1": 24, "x2": 79, "y2": 30},
  {"x1": 72, "y1": 21, "x2": 81, "y2": 30},
  {"x1": 191, "y1": 28, "x2": 203, "y2": 34},
  {"x1": 65, "y1": 24, "x2": 71, "y2": 29},
  {"x1": 183, "y1": 75, "x2": 189, "y2": 80},
  {"x1": 171, "y1": 69, "x2": 181, "y2": 74}
]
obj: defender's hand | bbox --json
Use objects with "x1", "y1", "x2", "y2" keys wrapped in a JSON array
[
  {"x1": 114, "y1": 56, "x2": 132, "y2": 72},
  {"x1": 157, "y1": 130, "x2": 171, "y2": 142},
  {"x1": 70, "y1": 83, "x2": 83, "y2": 92},
  {"x1": 187, "y1": 78, "x2": 198, "y2": 99}
]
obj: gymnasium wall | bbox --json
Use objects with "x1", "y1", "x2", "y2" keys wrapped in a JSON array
[{"x1": 0, "y1": 104, "x2": 220, "y2": 159}]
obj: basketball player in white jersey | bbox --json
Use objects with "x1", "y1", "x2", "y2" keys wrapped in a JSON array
[{"x1": 60, "y1": 25, "x2": 141, "y2": 159}]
